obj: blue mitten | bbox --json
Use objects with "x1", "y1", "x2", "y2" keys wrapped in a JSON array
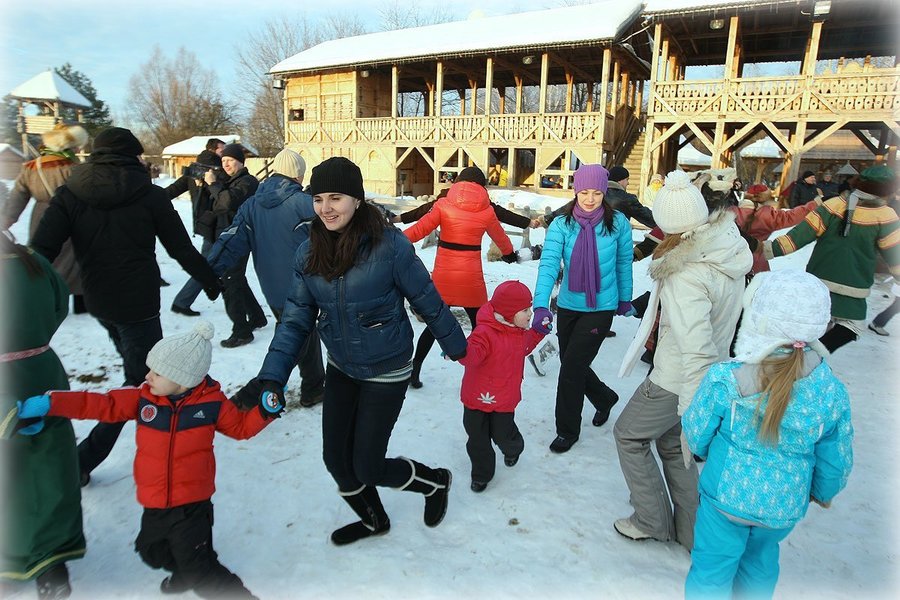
[
  {"x1": 17, "y1": 395, "x2": 51, "y2": 436},
  {"x1": 259, "y1": 380, "x2": 286, "y2": 419},
  {"x1": 531, "y1": 307, "x2": 553, "y2": 334}
]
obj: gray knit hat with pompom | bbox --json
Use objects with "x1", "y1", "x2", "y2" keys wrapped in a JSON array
[{"x1": 145, "y1": 321, "x2": 215, "y2": 388}]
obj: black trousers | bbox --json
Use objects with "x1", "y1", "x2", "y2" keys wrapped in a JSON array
[
  {"x1": 463, "y1": 408, "x2": 524, "y2": 483},
  {"x1": 78, "y1": 316, "x2": 163, "y2": 476},
  {"x1": 135, "y1": 500, "x2": 253, "y2": 599},
  {"x1": 272, "y1": 308, "x2": 325, "y2": 397},
  {"x1": 222, "y1": 255, "x2": 265, "y2": 338},
  {"x1": 412, "y1": 306, "x2": 478, "y2": 371},
  {"x1": 321, "y1": 365, "x2": 412, "y2": 491},
  {"x1": 554, "y1": 307, "x2": 617, "y2": 439},
  {"x1": 873, "y1": 296, "x2": 900, "y2": 327}
]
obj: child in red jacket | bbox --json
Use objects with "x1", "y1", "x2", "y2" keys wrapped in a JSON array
[
  {"x1": 459, "y1": 281, "x2": 548, "y2": 492},
  {"x1": 16, "y1": 321, "x2": 269, "y2": 599}
]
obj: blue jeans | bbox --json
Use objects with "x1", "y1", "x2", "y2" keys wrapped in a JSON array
[
  {"x1": 685, "y1": 495, "x2": 793, "y2": 599},
  {"x1": 172, "y1": 238, "x2": 214, "y2": 309}
]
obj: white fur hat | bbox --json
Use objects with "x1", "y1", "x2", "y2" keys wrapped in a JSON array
[
  {"x1": 652, "y1": 170, "x2": 709, "y2": 235},
  {"x1": 733, "y1": 270, "x2": 831, "y2": 364},
  {"x1": 272, "y1": 148, "x2": 306, "y2": 181},
  {"x1": 41, "y1": 124, "x2": 88, "y2": 152},
  {"x1": 145, "y1": 321, "x2": 214, "y2": 389}
]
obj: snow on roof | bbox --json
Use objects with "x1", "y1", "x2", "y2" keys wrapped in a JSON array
[
  {"x1": 271, "y1": 0, "x2": 643, "y2": 75},
  {"x1": 0, "y1": 143, "x2": 24, "y2": 159},
  {"x1": 643, "y1": 0, "x2": 794, "y2": 15},
  {"x1": 8, "y1": 70, "x2": 91, "y2": 108},
  {"x1": 677, "y1": 144, "x2": 713, "y2": 167},
  {"x1": 161, "y1": 135, "x2": 258, "y2": 158}
]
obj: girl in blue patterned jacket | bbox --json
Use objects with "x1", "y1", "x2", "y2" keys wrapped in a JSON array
[{"x1": 682, "y1": 270, "x2": 853, "y2": 599}]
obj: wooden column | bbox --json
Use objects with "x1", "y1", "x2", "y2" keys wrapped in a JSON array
[
  {"x1": 539, "y1": 52, "x2": 549, "y2": 114},
  {"x1": 459, "y1": 90, "x2": 466, "y2": 115},
  {"x1": 802, "y1": 21, "x2": 823, "y2": 76},
  {"x1": 426, "y1": 81, "x2": 435, "y2": 117},
  {"x1": 610, "y1": 60, "x2": 620, "y2": 116},
  {"x1": 636, "y1": 80, "x2": 644, "y2": 117},
  {"x1": 598, "y1": 48, "x2": 611, "y2": 146},
  {"x1": 724, "y1": 16, "x2": 741, "y2": 78},
  {"x1": 639, "y1": 24, "x2": 663, "y2": 200},
  {"x1": 621, "y1": 71, "x2": 630, "y2": 107},
  {"x1": 435, "y1": 61, "x2": 444, "y2": 117},
  {"x1": 515, "y1": 76, "x2": 523, "y2": 114},
  {"x1": 565, "y1": 72, "x2": 574, "y2": 112},
  {"x1": 660, "y1": 39, "x2": 670, "y2": 81},
  {"x1": 498, "y1": 87, "x2": 506, "y2": 114},
  {"x1": 469, "y1": 79, "x2": 478, "y2": 116},
  {"x1": 485, "y1": 57, "x2": 494, "y2": 116},
  {"x1": 391, "y1": 66, "x2": 398, "y2": 118}
]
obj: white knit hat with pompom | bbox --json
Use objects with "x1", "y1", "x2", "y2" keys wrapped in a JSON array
[
  {"x1": 146, "y1": 321, "x2": 215, "y2": 388},
  {"x1": 652, "y1": 170, "x2": 709, "y2": 235}
]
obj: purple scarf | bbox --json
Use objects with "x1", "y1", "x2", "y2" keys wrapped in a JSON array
[{"x1": 568, "y1": 203, "x2": 604, "y2": 308}]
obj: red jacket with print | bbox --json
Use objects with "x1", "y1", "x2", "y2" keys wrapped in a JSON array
[
  {"x1": 47, "y1": 377, "x2": 269, "y2": 509},
  {"x1": 458, "y1": 303, "x2": 545, "y2": 413}
]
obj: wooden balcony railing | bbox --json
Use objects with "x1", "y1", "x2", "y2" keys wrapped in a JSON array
[{"x1": 650, "y1": 71, "x2": 900, "y2": 120}]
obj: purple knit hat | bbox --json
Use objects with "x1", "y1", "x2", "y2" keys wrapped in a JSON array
[{"x1": 573, "y1": 164, "x2": 609, "y2": 194}]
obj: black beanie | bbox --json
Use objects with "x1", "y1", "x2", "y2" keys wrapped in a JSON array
[
  {"x1": 221, "y1": 144, "x2": 245, "y2": 163},
  {"x1": 801, "y1": 170, "x2": 816, "y2": 180},
  {"x1": 308, "y1": 157, "x2": 365, "y2": 200},
  {"x1": 92, "y1": 127, "x2": 144, "y2": 156},
  {"x1": 608, "y1": 165, "x2": 629, "y2": 182},
  {"x1": 457, "y1": 166, "x2": 487, "y2": 187}
]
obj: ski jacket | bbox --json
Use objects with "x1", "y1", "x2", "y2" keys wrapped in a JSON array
[
  {"x1": 403, "y1": 181, "x2": 514, "y2": 307},
  {"x1": 606, "y1": 182, "x2": 656, "y2": 228},
  {"x1": 458, "y1": 303, "x2": 544, "y2": 413},
  {"x1": 788, "y1": 180, "x2": 820, "y2": 208},
  {"x1": 260, "y1": 226, "x2": 466, "y2": 384},
  {"x1": 401, "y1": 199, "x2": 531, "y2": 229},
  {"x1": 46, "y1": 378, "x2": 269, "y2": 509},
  {"x1": 534, "y1": 210, "x2": 633, "y2": 312},
  {"x1": 682, "y1": 360, "x2": 853, "y2": 529},
  {"x1": 734, "y1": 200, "x2": 818, "y2": 274},
  {"x1": 207, "y1": 175, "x2": 316, "y2": 311},
  {"x1": 30, "y1": 153, "x2": 218, "y2": 323}
]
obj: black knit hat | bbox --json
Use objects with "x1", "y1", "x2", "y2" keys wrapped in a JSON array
[
  {"x1": 457, "y1": 166, "x2": 487, "y2": 187},
  {"x1": 93, "y1": 127, "x2": 144, "y2": 156},
  {"x1": 801, "y1": 170, "x2": 816, "y2": 180},
  {"x1": 308, "y1": 157, "x2": 365, "y2": 200},
  {"x1": 608, "y1": 165, "x2": 629, "y2": 182},
  {"x1": 221, "y1": 143, "x2": 245, "y2": 163}
]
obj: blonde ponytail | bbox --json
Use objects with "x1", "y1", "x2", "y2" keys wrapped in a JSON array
[{"x1": 754, "y1": 348, "x2": 806, "y2": 444}]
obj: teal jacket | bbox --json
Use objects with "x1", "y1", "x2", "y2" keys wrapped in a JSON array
[{"x1": 533, "y1": 210, "x2": 633, "y2": 311}]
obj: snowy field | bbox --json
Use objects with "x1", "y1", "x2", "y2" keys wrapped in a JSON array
[{"x1": 4, "y1": 184, "x2": 898, "y2": 599}]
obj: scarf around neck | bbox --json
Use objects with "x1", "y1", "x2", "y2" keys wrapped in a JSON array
[{"x1": 568, "y1": 203, "x2": 604, "y2": 308}]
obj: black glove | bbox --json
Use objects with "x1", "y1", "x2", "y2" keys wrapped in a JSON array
[
  {"x1": 500, "y1": 252, "x2": 519, "y2": 264},
  {"x1": 447, "y1": 349, "x2": 467, "y2": 361},
  {"x1": 204, "y1": 278, "x2": 224, "y2": 301},
  {"x1": 230, "y1": 378, "x2": 264, "y2": 411},
  {"x1": 258, "y1": 380, "x2": 286, "y2": 419}
]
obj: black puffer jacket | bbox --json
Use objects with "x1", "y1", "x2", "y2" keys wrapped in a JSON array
[
  {"x1": 208, "y1": 167, "x2": 259, "y2": 236},
  {"x1": 31, "y1": 152, "x2": 218, "y2": 323},
  {"x1": 606, "y1": 182, "x2": 656, "y2": 228}
]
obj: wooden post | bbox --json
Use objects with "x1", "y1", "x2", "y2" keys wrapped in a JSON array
[
  {"x1": 426, "y1": 81, "x2": 435, "y2": 117},
  {"x1": 565, "y1": 72, "x2": 574, "y2": 112},
  {"x1": 610, "y1": 60, "x2": 620, "y2": 116},
  {"x1": 485, "y1": 57, "x2": 494, "y2": 116},
  {"x1": 470, "y1": 79, "x2": 478, "y2": 116},
  {"x1": 621, "y1": 71, "x2": 630, "y2": 107},
  {"x1": 508, "y1": 146, "x2": 517, "y2": 187},
  {"x1": 724, "y1": 16, "x2": 741, "y2": 79},
  {"x1": 459, "y1": 90, "x2": 466, "y2": 115},
  {"x1": 754, "y1": 159, "x2": 765, "y2": 184},
  {"x1": 636, "y1": 80, "x2": 644, "y2": 117},
  {"x1": 498, "y1": 87, "x2": 506, "y2": 114},
  {"x1": 435, "y1": 61, "x2": 444, "y2": 117},
  {"x1": 598, "y1": 48, "x2": 611, "y2": 146},
  {"x1": 515, "y1": 75, "x2": 523, "y2": 114},
  {"x1": 391, "y1": 66, "x2": 398, "y2": 118},
  {"x1": 539, "y1": 52, "x2": 549, "y2": 114},
  {"x1": 650, "y1": 24, "x2": 662, "y2": 82},
  {"x1": 802, "y1": 21, "x2": 823, "y2": 76}
]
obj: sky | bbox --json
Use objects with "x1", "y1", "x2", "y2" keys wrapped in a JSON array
[{"x1": 0, "y1": 0, "x2": 556, "y2": 123}]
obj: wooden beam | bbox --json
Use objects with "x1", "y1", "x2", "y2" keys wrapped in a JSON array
[
  {"x1": 660, "y1": 38, "x2": 670, "y2": 81},
  {"x1": 485, "y1": 57, "x2": 494, "y2": 116},
  {"x1": 802, "y1": 21, "x2": 823, "y2": 76},
  {"x1": 515, "y1": 75, "x2": 523, "y2": 114},
  {"x1": 469, "y1": 79, "x2": 478, "y2": 116},
  {"x1": 649, "y1": 24, "x2": 663, "y2": 83},
  {"x1": 610, "y1": 60, "x2": 620, "y2": 115},
  {"x1": 565, "y1": 72, "x2": 574, "y2": 113},
  {"x1": 723, "y1": 16, "x2": 741, "y2": 79},
  {"x1": 548, "y1": 51, "x2": 594, "y2": 83},
  {"x1": 539, "y1": 52, "x2": 549, "y2": 115},
  {"x1": 391, "y1": 66, "x2": 398, "y2": 119},
  {"x1": 598, "y1": 48, "x2": 611, "y2": 145},
  {"x1": 435, "y1": 61, "x2": 444, "y2": 118},
  {"x1": 849, "y1": 128, "x2": 879, "y2": 154}
]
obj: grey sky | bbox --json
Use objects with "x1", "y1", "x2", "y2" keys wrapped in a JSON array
[{"x1": 1, "y1": 0, "x2": 554, "y2": 121}]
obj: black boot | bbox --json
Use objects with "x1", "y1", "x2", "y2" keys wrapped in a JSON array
[
  {"x1": 398, "y1": 458, "x2": 452, "y2": 527},
  {"x1": 332, "y1": 486, "x2": 391, "y2": 545},
  {"x1": 820, "y1": 324, "x2": 857, "y2": 353},
  {"x1": 72, "y1": 295, "x2": 88, "y2": 315},
  {"x1": 409, "y1": 361, "x2": 423, "y2": 389},
  {"x1": 36, "y1": 563, "x2": 71, "y2": 600}
]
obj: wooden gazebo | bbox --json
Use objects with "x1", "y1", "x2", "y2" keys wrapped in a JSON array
[{"x1": 8, "y1": 70, "x2": 91, "y2": 157}]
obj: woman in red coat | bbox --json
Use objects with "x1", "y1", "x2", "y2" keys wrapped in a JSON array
[{"x1": 404, "y1": 180, "x2": 515, "y2": 387}]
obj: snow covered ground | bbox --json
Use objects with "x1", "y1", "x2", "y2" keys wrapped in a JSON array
[{"x1": 4, "y1": 187, "x2": 898, "y2": 599}]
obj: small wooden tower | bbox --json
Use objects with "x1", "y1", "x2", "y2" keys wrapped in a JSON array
[{"x1": 8, "y1": 70, "x2": 92, "y2": 157}]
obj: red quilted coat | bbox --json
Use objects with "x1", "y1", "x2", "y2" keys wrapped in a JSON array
[
  {"x1": 733, "y1": 201, "x2": 818, "y2": 273},
  {"x1": 458, "y1": 303, "x2": 545, "y2": 413},
  {"x1": 404, "y1": 181, "x2": 514, "y2": 307},
  {"x1": 47, "y1": 378, "x2": 269, "y2": 509}
]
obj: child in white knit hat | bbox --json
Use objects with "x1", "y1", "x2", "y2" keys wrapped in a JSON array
[
  {"x1": 16, "y1": 321, "x2": 270, "y2": 599},
  {"x1": 681, "y1": 270, "x2": 853, "y2": 599}
]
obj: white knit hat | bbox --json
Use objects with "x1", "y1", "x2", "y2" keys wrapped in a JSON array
[
  {"x1": 145, "y1": 321, "x2": 214, "y2": 388},
  {"x1": 271, "y1": 148, "x2": 306, "y2": 181},
  {"x1": 652, "y1": 170, "x2": 709, "y2": 235},
  {"x1": 733, "y1": 270, "x2": 831, "y2": 364}
]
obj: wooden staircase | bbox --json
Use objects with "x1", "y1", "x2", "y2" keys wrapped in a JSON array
[{"x1": 621, "y1": 129, "x2": 646, "y2": 181}]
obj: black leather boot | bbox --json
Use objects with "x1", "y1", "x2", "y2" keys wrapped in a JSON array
[
  {"x1": 332, "y1": 486, "x2": 391, "y2": 545},
  {"x1": 398, "y1": 458, "x2": 452, "y2": 527}
]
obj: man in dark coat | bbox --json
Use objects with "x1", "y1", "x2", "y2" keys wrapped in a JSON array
[
  {"x1": 818, "y1": 170, "x2": 840, "y2": 199},
  {"x1": 605, "y1": 166, "x2": 656, "y2": 228},
  {"x1": 788, "y1": 170, "x2": 822, "y2": 207},
  {"x1": 30, "y1": 126, "x2": 221, "y2": 484},
  {"x1": 203, "y1": 143, "x2": 266, "y2": 347},
  {"x1": 167, "y1": 138, "x2": 224, "y2": 316}
]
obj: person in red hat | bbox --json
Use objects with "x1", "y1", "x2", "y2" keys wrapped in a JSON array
[{"x1": 458, "y1": 281, "x2": 549, "y2": 493}]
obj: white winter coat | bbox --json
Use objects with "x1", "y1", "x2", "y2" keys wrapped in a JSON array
[{"x1": 620, "y1": 210, "x2": 753, "y2": 414}]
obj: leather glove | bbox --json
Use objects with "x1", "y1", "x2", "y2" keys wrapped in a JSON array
[
  {"x1": 616, "y1": 301, "x2": 636, "y2": 317},
  {"x1": 532, "y1": 307, "x2": 553, "y2": 334},
  {"x1": 500, "y1": 252, "x2": 518, "y2": 264},
  {"x1": 204, "y1": 278, "x2": 224, "y2": 301},
  {"x1": 446, "y1": 349, "x2": 467, "y2": 361},
  {"x1": 17, "y1": 395, "x2": 51, "y2": 436},
  {"x1": 258, "y1": 380, "x2": 286, "y2": 419}
]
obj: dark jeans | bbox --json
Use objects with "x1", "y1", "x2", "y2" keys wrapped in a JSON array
[
  {"x1": 463, "y1": 408, "x2": 524, "y2": 483},
  {"x1": 873, "y1": 297, "x2": 900, "y2": 327},
  {"x1": 321, "y1": 365, "x2": 412, "y2": 491},
  {"x1": 554, "y1": 307, "x2": 617, "y2": 439},
  {"x1": 78, "y1": 317, "x2": 163, "y2": 475},
  {"x1": 135, "y1": 501, "x2": 253, "y2": 599},
  {"x1": 272, "y1": 308, "x2": 325, "y2": 397},
  {"x1": 222, "y1": 255, "x2": 265, "y2": 338},
  {"x1": 172, "y1": 238, "x2": 214, "y2": 309},
  {"x1": 412, "y1": 306, "x2": 478, "y2": 370}
]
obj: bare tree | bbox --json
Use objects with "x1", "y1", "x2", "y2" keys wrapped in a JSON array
[
  {"x1": 126, "y1": 46, "x2": 235, "y2": 153},
  {"x1": 377, "y1": 0, "x2": 452, "y2": 29}
]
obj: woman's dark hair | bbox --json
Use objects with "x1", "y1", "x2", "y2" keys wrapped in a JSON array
[
  {"x1": 561, "y1": 197, "x2": 616, "y2": 233},
  {"x1": 305, "y1": 201, "x2": 388, "y2": 281},
  {"x1": 1, "y1": 232, "x2": 43, "y2": 279}
]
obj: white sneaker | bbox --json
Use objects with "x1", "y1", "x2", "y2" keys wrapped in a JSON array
[
  {"x1": 614, "y1": 517, "x2": 654, "y2": 541},
  {"x1": 869, "y1": 323, "x2": 890, "y2": 336}
]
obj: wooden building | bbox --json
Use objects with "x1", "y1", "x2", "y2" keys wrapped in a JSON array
[{"x1": 8, "y1": 70, "x2": 91, "y2": 157}]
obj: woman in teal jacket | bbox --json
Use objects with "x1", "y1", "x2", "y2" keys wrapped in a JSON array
[
  {"x1": 532, "y1": 164, "x2": 633, "y2": 453},
  {"x1": 682, "y1": 270, "x2": 853, "y2": 599}
]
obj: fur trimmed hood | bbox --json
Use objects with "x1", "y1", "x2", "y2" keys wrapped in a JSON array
[{"x1": 648, "y1": 209, "x2": 752, "y2": 283}]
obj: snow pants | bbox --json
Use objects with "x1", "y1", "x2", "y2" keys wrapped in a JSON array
[
  {"x1": 613, "y1": 378, "x2": 698, "y2": 549},
  {"x1": 135, "y1": 500, "x2": 254, "y2": 599},
  {"x1": 463, "y1": 408, "x2": 524, "y2": 483},
  {"x1": 685, "y1": 495, "x2": 793, "y2": 599}
]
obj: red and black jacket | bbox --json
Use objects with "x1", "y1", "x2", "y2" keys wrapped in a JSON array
[{"x1": 47, "y1": 377, "x2": 269, "y2": 509}]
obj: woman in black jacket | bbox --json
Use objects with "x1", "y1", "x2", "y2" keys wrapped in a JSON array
[{"x1": 238, "y1": 157, "x2": 467, "y2": 546}]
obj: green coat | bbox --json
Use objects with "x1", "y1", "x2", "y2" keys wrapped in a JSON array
[{"x1": 1, "y1": 247, "x2": 85, "y2": 581}]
